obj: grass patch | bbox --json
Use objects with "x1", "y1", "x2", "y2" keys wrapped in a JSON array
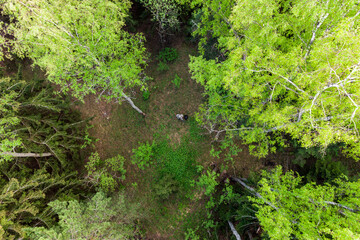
[
  {"x1": 153, "y1": 137, "x2": 198, "y2": 192},
  {"x1": 129, "y1": 129, "x2": 203, "y2": 238},
  {"x1": 189, "y1": 118, "x2": 205, "y2": 142}
]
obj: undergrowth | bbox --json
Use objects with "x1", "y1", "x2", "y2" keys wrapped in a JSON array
[
  {"x1": 130, "y1": 120, "x2": 206, "y2": 237},
  {"x1": 132, "y1": 120, "x2": 202, "y2": 194},
  {"x1": 153, "y1": 137, "x2": 198, "y2": 192}
]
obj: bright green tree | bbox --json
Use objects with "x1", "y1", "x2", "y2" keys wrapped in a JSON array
[
  {"x1": 246, "y1": 166, "x2": 360, "y2": 239},
  {"x1": 1, "y1": 0, "x2": 148, "y2": 115},
  {"x1": 25, "y1": 191, "x2": 142, "y2": 240},
  {"x1": 189, "y1": 0, "x2": 360, "y2": 158}
]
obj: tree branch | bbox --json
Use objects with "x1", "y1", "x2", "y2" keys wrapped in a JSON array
[
  {"x1": 304, "y1": 13, "x2": 329, "y2": 59},
  {"x1": 231, "y1": 177, "x2": 278, "y2": 210},
  {"x1": 228, "y1": 221, "x2": 242, "y2": 240},
  {"x1": 1, "y1": 152, "x2": 52, "y2": 157},
  {"x1": 324, "y1": 201, "x2": 359, "y2": 213},
  {"x1": 122, "y1": 92, "x2": 145, "y2": 116}
]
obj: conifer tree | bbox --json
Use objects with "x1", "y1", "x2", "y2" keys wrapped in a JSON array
[
  {"x1": 25, "y1": 191, "x2": 142, "y2": 240},
  {"x1": 0, "y1": 76, "x2": 88, "y2": 165},
  {"x1": 0, "y1": 166, "x2": 81, "y2": 239}
]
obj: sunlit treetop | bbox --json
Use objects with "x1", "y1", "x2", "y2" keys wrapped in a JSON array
[
  {"x1": 1, "y1": 0, "x2": 148, "y2": 102},
  {"x1": 190, "y1": 0, "x2": 360, "y2": 158}
]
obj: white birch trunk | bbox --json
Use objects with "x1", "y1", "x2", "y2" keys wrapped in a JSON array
[
  {"x1": 228, "y1": 221, "x2": 241, "y2": 240},
  {"x1": 2, "y1": 152, "x2": 53, "y2": 157},
  {"x1": 122, "y1": 92, "x2": 146, "y2": 116},
  {"x1": 231, "y1": 177, "x2": 278, "y2": 210}
]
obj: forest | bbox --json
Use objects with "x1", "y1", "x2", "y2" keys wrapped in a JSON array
[{"x1": 0, "y1": 0, "x2": 360, "y2": 239}]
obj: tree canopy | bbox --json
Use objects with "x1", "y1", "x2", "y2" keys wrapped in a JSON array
[
  {"x1": 1, "y1": 0, "x2": 360, "y2": 239},
  {"x1": 0, "y1": 76, "x2": 88, "y2": 165},
  {"x1": 250, "y1": 166, "x2": 360, "y2": 239},
  {"x1": 189, "y1": 0, "x2": 360, "y2": 158},
  {"x1": 25, "y1": 191, "x2": 141, "y2": 240},
  {"x1": 1, "y1": 0, "x2": 148, "y2": 105}
]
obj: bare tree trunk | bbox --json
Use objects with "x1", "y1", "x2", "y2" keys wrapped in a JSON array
[
  {"x1": 247, "y1": 231, "x2": 253, "y2": 240},
  {"x1": 231, "y1": 177, "x2": 278, "y2": 210},
  {"x1": 122, "y1": 92, "x2": 145, "y2": 116},
  {"x1": 2, "y1": 152, "x2": 52, "y2": 157},
  {"x1": 228, "y1": 221, "x2": 241, "y2": 240}
]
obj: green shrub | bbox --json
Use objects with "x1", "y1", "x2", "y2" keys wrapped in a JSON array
[
  {"x1": 131, "y1": 142, "x2": 154, "y2": 170},
  {"x1": 195, "y1": 168, "x2": 219, "y2": 196},
  {"x1": 306, "y1": 156, "x2": 349, "y2": 183},
  {"x1": 157, "y1": 61, "x2": 169, "y2": 72},
  {"x1": 85, "y1": 152, "x2": 126, "y2": 192},
  {"x1": 172, "y1": 74, "x2": 182, "y2": 88},
  {"x1": 153, "y1": 139, "x2": 197, "y2": 191},
  {"x1": 152, "y1": 173, "x2": 178, "y2": 200},
  {"x1": 291, "y1": 142, "x2": 349, "y2": 183},
  {"x1": 142, "y1": 90, "x2": 150, "y2": 100},
  {"x1": 157, "y1": 47, "x2": 178, "y2": 63}
]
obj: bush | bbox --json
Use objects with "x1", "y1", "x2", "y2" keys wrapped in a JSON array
[
  {"x1": 157, "y1": 61, "x2": 169, "y2": 72},
  {"x1": 172, "y1": 74, "x2": 182, "y2": 88},
  {"x1": 85, "y1": 152, "x2": 126, "y2": 192},
  {"x1": 152, "y1": 173, "x2": 178, "y2": 200},
  {"x1": 291, "y1": 142, "x2": 349, "y2": 183},
  {"x1": 131, "y1": 142, "x2": 154, "y2": 170},
  {"x1": 306, "y1": 156, "x2": 349, "y2": 183},
  {"x1": 157, "y1": 47, "x2": 178, "y2": 63},
  {"x1": 195, "y1": 168, "x2": 219, "y2": 196},
  {"x1": 143, "y1": 91, "x2": 150, "y2": 100}
]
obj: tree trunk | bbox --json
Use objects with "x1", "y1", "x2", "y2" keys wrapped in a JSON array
[
  {"x1": 2, "y1": 152, "x2": 53, "y2": 157},
  {"x1": 231, "y1": 177, "x2": 278, "y2": 210},
  {"x1": 247, "y1": 231, "x2": 253, "y2": 240},
  {"x1": 228, "y1": 221, "x2": 241, "y2": 240},
  {"x1": 122, "y1": 92, "x2": 145, "y2": 116}
]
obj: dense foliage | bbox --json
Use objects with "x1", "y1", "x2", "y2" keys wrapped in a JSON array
[
  {"x1": 1, "y1": 0, "x2": 148, "y2": 103},
  {"x1": 0, "y1": 166, "x2": 81, "y2": 239},
  {"x1": 251, "y1": 167, "x2": 360, "y2": 239},
  {"x1": 0, "y1": 71, "x2": 88, "y2": 239},
  {"x1": 189, "y1": 0, "x2": 360, "y2": 158},
  {"x1": 140, "y1": 0, "x2": 181, "y2": 44},
  {"x1": 0, "y1": 76, "x2": 88, "y2": 165},
  {"x1": 26, "y1": 191, "x2": 142, "y2": 239}
]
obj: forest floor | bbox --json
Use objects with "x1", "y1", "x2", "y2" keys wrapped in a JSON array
[
  {"x1": 72, "y1": 48, "x2": 245, "y2": 239},
  {"x1": 69, "y1": 23, "x2": 268, "y2": 238}
]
